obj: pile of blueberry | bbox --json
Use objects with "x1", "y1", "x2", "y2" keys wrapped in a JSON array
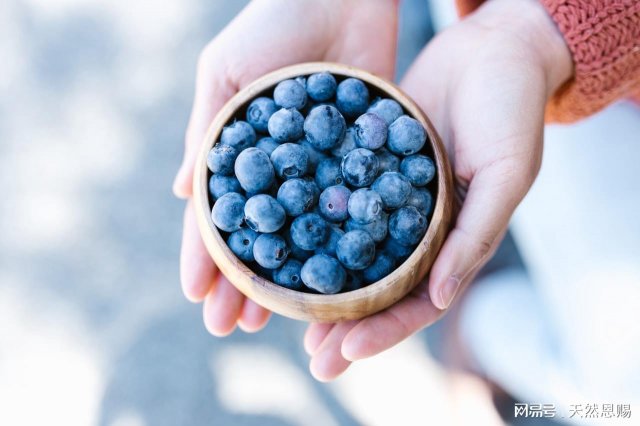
[{"x1": 208, "y1": 72, "x2": 436, "y2": 294}]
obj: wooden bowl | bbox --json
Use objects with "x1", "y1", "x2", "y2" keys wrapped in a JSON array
[{"x1": 194, "y1": 62, "x2": 453, "y2": 322}]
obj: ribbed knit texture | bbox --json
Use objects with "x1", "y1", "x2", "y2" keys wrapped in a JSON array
[{"x1": 455, "y1": 0, "x2": 640, "y2": 123}]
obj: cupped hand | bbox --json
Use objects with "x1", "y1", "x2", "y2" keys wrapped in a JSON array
[
  {"x1": 305, "y1": 0, "x2": 573, "y2": 380},
  {"x1": 173, "y1": 0, "x2": 399, "y2": 336}
]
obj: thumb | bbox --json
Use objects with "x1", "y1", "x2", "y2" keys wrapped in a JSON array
[{"x1": 173, "y1": 49, "x2": 237, "y2": 199}]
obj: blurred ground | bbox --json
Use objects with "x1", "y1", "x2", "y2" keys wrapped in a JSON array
[{"x1": 0, "y1": 1, "x2": 526, "y2": 425}]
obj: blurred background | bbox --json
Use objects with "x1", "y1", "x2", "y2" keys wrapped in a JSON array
[{"x1": 2, "y1": 0, "x2": 638, "y2": 425}]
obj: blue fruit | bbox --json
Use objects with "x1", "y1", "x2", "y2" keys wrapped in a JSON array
[
  {"x1": 277, "y1": 178, "x2": 315, "y2": 217},
  {"x1": 348, "y1": 188, "x2": 383, "y2": 224},
  {"x1": 211, "y1": 192, "x2": 246, "y2": 232},
  {"x1": 255, "y1": 136, "x2": 280, "y2": 156},
  {"x1": 234, "y1": 147, "x2": 275, "y2": 193},
  {"x1": 208, "y1": 174, "x2": 242, "y2": 200},
  {"x1": 330, "y1": 126, "x2": 357, "y2": 158},
  {"x1": 342, "y1": 269, "x2": 364, "y2": 292},
  {"x1": 381, "y1": 238, "x2": 415, "y2": 264},
  {"x1": 315, "y1": 157, "x2": 344, "y2": 190},
  {"x1": 306, "y1": 72, "x2": 337, "y2": 102},
  {"x1": 227, "y1": 228, "x2": 259, "y2": 262},
  {"x1": 244, "y1": 194, "x2": 286, "y2": 233},
  {"x1": 375, "y1": 148, "x2": 400, "y2": 174},
  {"x1": 406, "y1": 187, "x2": 434, "y2": 216},
  {"x1": 315, "y1": 226, "x2": 344, "y2": 257},
  {"x1": 246, "y1": 97, "x2": 278, "y2": 132},
  {"x1": 207, "y1": 144, "x2": 238, "y2": 176},
  {"x1": 302, "y1": 177, "x2": 321, "y2": 205},
  {"x1": 400, "y1": 154, "x2": 436, "y2": 186},
  {"x1": 345, "y1": 212, "x2": 388, "y2": 243},
  {"x1": 367, "y1": 98, "x2": 403, "y2": 125},
  {"x1": 300, "y1": 254, "x2": 346, "y2": 294},
  {"x1": 220, "y1": 120, "x2": 256, "y2": 151},
  {"x1": 284, "y1": 228, "x2": 314, "y2": 261},
  {"x1": 253, "y1": 233, "x2": 289, "y2": 269},
  {"x1": 336, "y1": 230, "x2": 376, "y2": 270},
  {"x1": 290, "y1": 213, "x2": 329, "y2": 250},
  {"x1": 273, "y1": 259, "x2": 305, "y2": 290},
  {"x1": 387, "y1": 115, "x2": 427, "y2": 156},
  {"x1": 389, "y1": 206, "x2": 428, "y2": 246},
  {"x1": 298, "y1": 138, "x2": 329, "y2": 173},
  {"x1": 336, "y1": 78, "x2": 369, "y2": 118},
  {"x1": 341, "y1": 148, "x2": 379, "y2": 187},
  {"x1": 362, "y1": 252, "x2": 395, "y2": 284},
  {"x1": 354, "y1": 112, "x2": 388, "y2": 150},
  {"x1": 303, "y1": 105, "x2": 346, "y2": 151},
  {"x1": 270, "y1": 143, "x2": 309, "y2": 179},
  {"x1": 268, "y1": 108, "x2": 305, "y2": 142},
  {"x1": 318, "y1": 185, "x2": 351, "y2": 222},
  {"x1": 372, "y1": 172, "x2": 412, "y2": 209},
  {"x1": 273, "y1": 79, "x2": 307, "y2": 110}
]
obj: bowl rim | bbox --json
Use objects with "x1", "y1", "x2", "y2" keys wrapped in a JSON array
[{"x1": 193, "y1": 62, "x2": 453, "y2": 319}]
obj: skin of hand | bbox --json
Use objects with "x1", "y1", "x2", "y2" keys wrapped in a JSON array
[
  {"x1": 304, "y1": 0, "x2": 573, "y2": 381},
  {"x1": 173, "y1": 0, "x2": 399, "y2": 336}
]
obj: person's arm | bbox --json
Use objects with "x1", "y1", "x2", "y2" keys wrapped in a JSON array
[{"x1": 456, "y1": 0, "x2": 640, "y2": 122}]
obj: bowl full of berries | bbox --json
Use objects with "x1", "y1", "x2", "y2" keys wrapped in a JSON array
[{"x1": 194, "y1": 62, "x2": 453, "y2": 322}]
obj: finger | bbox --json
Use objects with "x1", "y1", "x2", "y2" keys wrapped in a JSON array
[
  {"x1": 180, "y1": 200, "x2": 217, "y2": 302},
  {"x1": 304, "y1": 323, "x2": 335, "y2": 356},
  {"x1": 203, "y1": 274, "x2": 245, "y2": 337},
  {"x1": 341, "y1": 281, "x2": 443, "y2": 361},
  {"x1": 428, "y1": 163, "x2": 532, "y2": 310},
  {"x1": 173, "y1": 49, "x2": 237, "y2": 199},
  {"x1": 309, "y1": 320, "x2": 358, "y2": 382},
  {"x1": 237, "y1": 299, "x2": 271, "y2": 333}
]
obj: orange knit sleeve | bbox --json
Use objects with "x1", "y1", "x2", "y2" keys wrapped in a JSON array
[{"x1": 454, "y1": 0, "x2": 640, "y2": 123}]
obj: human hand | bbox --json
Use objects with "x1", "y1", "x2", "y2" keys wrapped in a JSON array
[
  {"x1": 304, "y1": 0, "x2": 573, "y2": 380},
  {"x1": 173, "y1": 0, "x2": 399, "y2": 336}
]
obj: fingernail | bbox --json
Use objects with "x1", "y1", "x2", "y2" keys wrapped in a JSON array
[{"x1": 438, "y1": 276, "x2": 461, "y2": 309}]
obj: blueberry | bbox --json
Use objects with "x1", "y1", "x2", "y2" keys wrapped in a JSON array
[
  {"x1": 244, "y1": 194, "x2": 286, "y2": 233},
  {"x1": 273, "y1": 259, "x2": 305, "y2": 290},
  {"x1": 268, "y1": 108, "x2": 304, "y2": 142},
  {"x1": 221, "y1": 120, "x2": 256, "y2": 151},
  {"x1": 387, "y1": 115, "x2": 427, "y2": 156},
  {"x1": 362, "y1": 252, "x2": 395, "y2": 284},
  {"x1": 303, "y1": 105, "x2": 346, "y2": 151},
  {"x1": 315, "y1": 226, "x2": 344, "y2": 257},
  {"x1": 381, "y1": 238, "x2": 415, "y2": 264},
  {"x1": 253, "y1": 233, "x2": 289, "y2": 269},
  {"x1": 372, "y1": 172, "x2": 412, "y2": 209},
  {"x1": 341, "y1": 148, "x2": 379, "y2": 187},
  {"x1": 208, "y1": 174, "x2": 242, "y2": 200},
  {"x1": 348, "y1": 188, "x2": 383, "y2": 224},
  {"x1": 301, "y1": 254, "x2": 346, "y2": 294},
  {"x1": 336, "y1": 78, "x2": 369, "y2": 118},
  {"x1": 273, "y1": 79, "x2": 307, "y2": 110},
  {"x1": 406, "y1": 187, "x2": 434, "y2": 216},
  {"x1": 207, "y1": 144, "x2": 238, "y2": 176},
  {"x1": 389, "y1": 206, "x2": 428, "y2": 246},
  {"x1": 315, "y1": 157, "x2": 344, "y2": 190},
  {"x1": 298, "y1": 138, "x2": 329, "y2": 173},
  {"x1": 290, "y1": 213, "x2": 329, "y2": 250},
  {"x1": 302, "y1": 176, "x2": 321, "y2": 205},
  {"x1": 255, "y1": 136, "x2": 280, "y2": 156},
  {"x1": 376, "y1": 148, "x2": 400, "y2": 174},
  {"x1": 367, "y1": 98, "x2": 403, "y2": 125},
  {"x1": 400, "y1": 154, "x2": 436, "y2": 186},
  {"x1": 284, "y1": 228, "x2": 314, "y2": 261},
  {"x1": 318, "y1": 185, "x2": 351, "y2": 222},
  {"x1": 211, "y1": 192, "x2": 246, "y2": 232},
  {"x1": 345, "y1": 211, "x2": 388, "y2": 243},
  {"x1": 227, "y1": 228, "x2": 258, "y2": 262},
  {"x1": 330, "y1": 126, "x2": 357, "y2": 158},
  {"x1": 306, "y1": 72, "x2": 337, "y2": 102},
  {"x1": 354, "y1": 113, "x2": 388, "y2": 150},
  {"x1": 234, "y1": 147, "x2": 275, "y2": 193},
  {"x1": 246, "y1": 97, "x2": 278, "y2": 132},
  {"x1": 270, "y1": 143, "x2": 309, "y2": 179},
  {"x1": 342, "y1": 270, "x2": 364, "y2": 292},
  {"x1": 277, "y1": 178, "x2": 315, "y2": 216},
  {"x1": 336, "y1": 230, "x2": 375, "y2": 270}
]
